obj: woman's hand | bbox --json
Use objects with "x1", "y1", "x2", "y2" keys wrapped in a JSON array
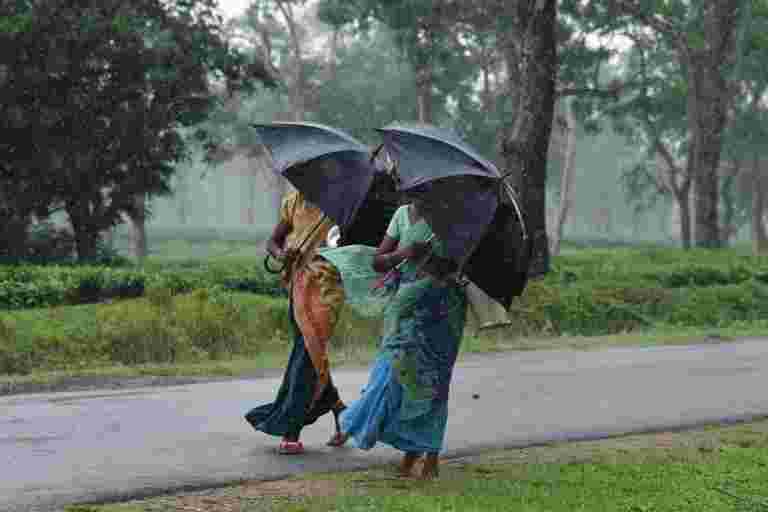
[
  {"x1": 401, "y1": 240, "x2": 431, "y2": 260},
  {"x1": 283, "y1": 247, "x2": 300, "y2": 262},
  {"x1": 373, "y1": 238, "x2": 431, "y2": 273},
  {"x1": 267, "y1": 220, "x2": 291, "y2": 261}
]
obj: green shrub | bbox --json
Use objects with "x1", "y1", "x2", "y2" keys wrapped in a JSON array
[
  {"x1": 0, "y1": 317, "x2": 26, "y2": 374},
  {"x1": 0, "y1": 260, "x2": 285, "y2": 310},
  {"x1": 95, "y1": 296, "x2": 195, "y2": 365},
  {"x1": 665, "y1": 280, "x2": 768, "y2": 327},
  {"x1": 650, "y1": 265, "x2": 753, "y2": 288}
]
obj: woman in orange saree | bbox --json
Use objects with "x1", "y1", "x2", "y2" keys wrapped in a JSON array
[{"x1": 244, "y1": 190, "x2": 347, "y2": 455}]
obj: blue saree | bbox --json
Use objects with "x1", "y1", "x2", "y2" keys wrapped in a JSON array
[{"x1": 319, "y1": 205, "x2": 467, "y2": 454}]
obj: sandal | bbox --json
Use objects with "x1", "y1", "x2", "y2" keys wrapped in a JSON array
[
  {"x1": 326, "y1": 431, "x2": 349, "y2": 447},
  {"x1": 278, "y1": 440, "x2": 305, "y2": 455},
  {"x1": 327, "y1": 403, "x2": 348, "y2": 447}
]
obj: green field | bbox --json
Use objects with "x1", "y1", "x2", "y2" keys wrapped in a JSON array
[{"x1": 3, "y1": 242, "x2": 768, "y2": 386}]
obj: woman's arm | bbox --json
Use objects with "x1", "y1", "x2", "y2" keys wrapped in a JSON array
[
  {"x1": 372, "y1": 236, "x2": 430, "y2": 273},
  {"x1": 267, "y1": 220, "x2": 291, "y2": 260}
]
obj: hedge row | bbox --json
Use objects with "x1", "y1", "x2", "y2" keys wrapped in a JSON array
[
  {"x1": 3, "y1": 276, "x2": 768, "y2": 375},
  {"x1": 3, "y1": 248, "x2": 768, "y2": 310},
  {"x1": 0, "y1": 288, "x2": 378, "y2": 375},
  {"x1": 513, "y1": 278, "x2": 768, "y2": 337},
  {"x1": 0, "y1": 262, "x2": 285, "y2": 310}
]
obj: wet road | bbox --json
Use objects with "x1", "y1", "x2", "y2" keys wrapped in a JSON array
[{"x1": 2, "y1": 339, "x2": 768, "y2": 511}]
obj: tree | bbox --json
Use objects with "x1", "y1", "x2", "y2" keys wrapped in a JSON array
[
  {"x1": 583, "y1": 0, "x2": 757, "y2": 248},
  {"x1": 318, "y1": 0, "x2": 475, "y2": 124},
  {"x1": 310, "y1": 25, "x2": 419, "y2": 141},
  {"x1": 496, "y1": 0, "x2": 558, "y2": 277},
  {"x1": 722, "y1": 5, "x2": 768, "y2": 253},
  {"x1": 0, "y1": 0, "x2": 274, "y2": 261},
  {"x1": 726, "y1": 78, "x2": 768, "y2": 253},
  {"x1": 231, "y1": 0, "x2": 315, "y2": 122},
  {"x1": 607, "y1": 35, "x2": 694, "y2": 248},
  {"x1": 548, "y1": 97, "x2": 577, "y2": 256}
]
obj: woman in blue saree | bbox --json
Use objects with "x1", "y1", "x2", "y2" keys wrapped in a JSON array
[{"x1": 320, "y1": 196, "x2": 467, "y2": 479}]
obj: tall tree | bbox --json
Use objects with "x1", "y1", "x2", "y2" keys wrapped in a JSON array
[
  {"x1": 607, "y1": 34, "x2": 694, "y2": 248},
  {"x1": 548, "y1": 97, "x2": 577, "y2": 256},
  {"x1": 318, "y1": 0, "x2": 475, "y2": 124},
  {"x1": 496, "y1": 0, "x2": 558, "y2": 277},
  {"x1": 584, "y1": 0, "x2": 755, "y2": 248},
  {"x1": 0, "y1": 0, "x2": 274, "y2": 260}
]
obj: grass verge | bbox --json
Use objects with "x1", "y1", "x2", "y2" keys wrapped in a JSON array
[
  {"x1": 3, "y1": 312, "x2": 767, "y2": 394},
  {"x1": 72, "y1": 419, "x2": 768, "y2": 512}
]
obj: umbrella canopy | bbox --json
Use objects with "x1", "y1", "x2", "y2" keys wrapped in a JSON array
[
  {"x1": 377, "y1": 123, "x2": 500, "y2": 263},
  {"x1": 462, "y1": 183, "x2": 532, "y2": 310},
  {"x1": 377, "y1": 122, "x2": 501, "y2": 188},
  {"x1": 252, "y1": 122, "x2": 376, "y2": 230},
  {"x1": 377, "y1": 123, "x2": 530, "y2": 310}
]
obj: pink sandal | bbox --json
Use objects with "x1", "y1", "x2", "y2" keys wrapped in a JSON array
[{"x1": 278, "y1": 440, "x2": 305, "y2": 455}]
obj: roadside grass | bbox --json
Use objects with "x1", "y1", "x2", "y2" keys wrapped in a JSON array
[
  {"x1": 5, "y1": 243, "x2": 768, "y2": 388},
  {"x1": 74, "y1": 419, "x2": 768, "y2": 512},
  {"x1": 0, "y1": 314, "x2": 768, "y2": 395}
]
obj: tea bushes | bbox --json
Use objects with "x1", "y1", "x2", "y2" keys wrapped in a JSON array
[
  {"x1": 511, "y1": 278, "x2": 768, "y2": 336},
  {"x1": 0, "y1": 263, "x2": 285, "y2": 310}
]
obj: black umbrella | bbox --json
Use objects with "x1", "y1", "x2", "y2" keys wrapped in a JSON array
[
  {"x1": 377, "y1": 122, "x2": 531, "y2": 309},
  {"x1": 252, "y1": 121, "x2": 376, "y2": 231}
]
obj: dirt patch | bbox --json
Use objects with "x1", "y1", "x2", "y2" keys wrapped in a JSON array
[{"x1": 240, "y1": 479, "x2": 341, "y2": 498}]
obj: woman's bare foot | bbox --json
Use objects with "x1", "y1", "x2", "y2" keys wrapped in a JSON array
[
  {"x1": 398, "y1": 452, "x2": 422, "y2": 477},
  {"x1": 420, "y1": 453, "x2": 440, "y2": 479}
]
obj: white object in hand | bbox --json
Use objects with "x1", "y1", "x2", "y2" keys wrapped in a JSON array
[{"x1": 326, "y1": 225, "x2": 341, "y2": 248}]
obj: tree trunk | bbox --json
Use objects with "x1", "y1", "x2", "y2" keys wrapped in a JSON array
[
  {"x1": 415, "y1": 65, "x2": 433, "y2": 123},
  {"x1": 752, "y1": 155, "x2": 768, "y2": 254},
  {"x1": 276, "y1": 0, "x2": 305, "y2": 121},
  {"x1": 0, "y1": 215, "x2": 30, "y2": 261},
  {"x1": 247, "y1": 166, "x2": 257, "y2": 225},
  {"x1": 549, "y1": 98, "x2": 576, "y2": 257},
  {"x1": 660, "y1": 197, "x2": 673, "y2": 241},
  {"x1": 720, "y1": 171, "x2": 738, "y2": 246},
  {"x1": 69, "y1": 215, "x2": 99, "y2": 261},
  {"x1": 127, "y1": 193, "x2": 147, "y2": 262},
  {"x1": 175, "y1": 172, "x2": 188, "y2": 225},
  {"x1": 675, "y1": 188, "x2": 692, "y2": 250},
  {"x1": 499, "y1": 0, "x2": 557, "y2": 278},
  {"x1": 684, "y1": 1, "x2": 740, "y2": 249},
  {"x1": 328, "y1": 28, "x2": 340, "y2": 82}
]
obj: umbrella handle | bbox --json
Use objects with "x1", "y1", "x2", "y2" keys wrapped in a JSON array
[
  {"x1": 263, "y1": 214, "x2": 328, "y2": 275},
  {"x1": 263, "y1": 252, "x2": 286, "y2": 274},
  {"x1": 370, "y1": 144, "x2": 385, "y2": 164}
]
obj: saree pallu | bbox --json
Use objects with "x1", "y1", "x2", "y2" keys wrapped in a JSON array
[{"x1": 245, "y1": 258, "x2": 345, "y2": 436}]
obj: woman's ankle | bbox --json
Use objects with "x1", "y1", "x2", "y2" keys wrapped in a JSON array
[
  {"x1": 420, "y1": 453, "x2": 440, "y2": 479},
  {"x1": 398, "y1": 452, "x2": 423, "y2": 477}
]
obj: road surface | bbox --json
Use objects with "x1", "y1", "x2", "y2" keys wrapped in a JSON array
[{"x1": 2, "y1": 339, "x2": 768, "y2": 511}]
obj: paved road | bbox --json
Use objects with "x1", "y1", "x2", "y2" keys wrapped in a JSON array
[{"x1": 3, "y1": 339, "x2": 768, "y2": 512}]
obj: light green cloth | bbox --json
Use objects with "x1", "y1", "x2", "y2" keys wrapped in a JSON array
[{"x1": 318, "y1": 205, "x2": 448, "y2": 318}]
